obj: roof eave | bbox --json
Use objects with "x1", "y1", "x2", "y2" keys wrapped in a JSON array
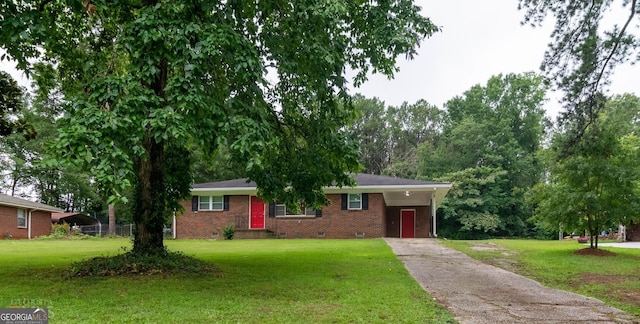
[
  {"x1": 191, "y1": 183, "x2": 452, "y2": 195},
  {"x1": 0, "y1": 202, "x2": 63, "y2": 213}
]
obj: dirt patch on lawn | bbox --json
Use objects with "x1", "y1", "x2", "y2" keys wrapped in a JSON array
[
  {"x1": 574, "y1": 248, "x2": 616, "y2": 256},
  {"x1": 580, "y1": 273, "x2": 629, "y2": 285},
  {"x1": 469, "y1": 242, "x2": 516, "y2": 256},
  {"x1": 612, "y1": 288, "x2": 640, "y2": 305},
  {"x1": 578, "y1": 272, "x2": 640, "y2": 305},
  {"x1": 470, "y1": 243, "x2": 521, "y2": 272}
]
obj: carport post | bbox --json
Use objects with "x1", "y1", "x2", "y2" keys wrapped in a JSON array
[{"x1": 431, "y1": 197, "x2": 437, "y2": 237}]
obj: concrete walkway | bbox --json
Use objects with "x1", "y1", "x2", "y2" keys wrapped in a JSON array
[{"x1": 384, "y1": 238, "x2": 639, "y2": 324}]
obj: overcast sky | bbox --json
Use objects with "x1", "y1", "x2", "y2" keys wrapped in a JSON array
[{"x1": 2, "y1": 1, "x2": 638, "y2": 119}]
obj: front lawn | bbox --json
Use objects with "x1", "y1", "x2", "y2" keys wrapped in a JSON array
[
  {"x1": 442, "y1": 239, "x2": 640, "y2": 317},
  {"x1": 0, "y1": 238, "x2": 454, "y2": 323}
]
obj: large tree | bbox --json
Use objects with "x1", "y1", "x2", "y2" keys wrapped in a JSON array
[
  {"x1": 519, "y1": 0, "x2": 639, "y2": 151},
  {"x1": 0, "y1": 71, "x2": 34, "y2": 139},
  {"x1": 528, "y1": 94, "x2": 640, "y2": 248},
  {"x1": 0, "y1": 64, "x2": 103, "y2": 215},
  {"x1": 384, "y1": 99, "x2": 443, "y2": 179},
  {"x1": 349, "y1": 94, "x2": 390, "y2": 175},
  {"x1": 420, "y1": 73, "x2": 549, "y2": 237},
  {"x1": 1, "y1": 1, "x2": 438, "y2": 254}
]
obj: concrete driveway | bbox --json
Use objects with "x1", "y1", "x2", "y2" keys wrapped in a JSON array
[
  {"x1": 384, "y1": 238, "x2": 639, "y2": 324},
  {"x1": 596, "y1": 242, "x2": 640, "y2": 249}
]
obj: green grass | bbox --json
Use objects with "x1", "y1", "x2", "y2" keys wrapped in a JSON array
[
  {"x1": 441, "y1": 239, "x2": 640, "y2": 317},
  {"x1": 0, "y1": 238, "x2": 455, "y2": 323}
]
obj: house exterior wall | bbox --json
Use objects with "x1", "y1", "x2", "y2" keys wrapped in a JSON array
[
  {"x1": 176, "y1": 193, "x2": 386, "y2": 239},
  {"x1": 177, "y1": 195, "x2": 249, "y2": 239},
  {"x1": 30, "y1": 211, "x2": 52, "y2": 238},
  {"x1": 385, "y1": 206, "x2": 431, "y2": 238},
  {"x1": 0, "y1": 206, "x2": 51, "y2": 239},
  {"x1": 628, "y1": 223, "x2": 640, "y2": 241}
]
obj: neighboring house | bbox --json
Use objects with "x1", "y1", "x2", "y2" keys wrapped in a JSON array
[
  {"x1": 0, "y1": 193, "x2": 63, "y2": 239},
  {"x1": 176, "y1": 174, "x2": 451, "y2": 239}
]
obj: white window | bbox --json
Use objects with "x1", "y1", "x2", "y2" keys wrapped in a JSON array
[
  {"x1": 199, "y1": 196, "x2": 224, "y2": 211},
  {"x1": 275, "y1": 202, "x2": 316, "y2": 217},
  {"x1": 348, "y1": 194, "x2": 362, "y2": 210},
  {"x1": 17, "y1": 209, "x2": 27, "y2": 228}
]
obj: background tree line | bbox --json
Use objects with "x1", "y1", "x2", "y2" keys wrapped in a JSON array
[{"x1": 4, "y1": 69, "x2": 640, "y2": 242}]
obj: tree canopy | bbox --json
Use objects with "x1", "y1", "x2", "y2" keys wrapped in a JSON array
[
  {"x1": 528, "y1": 94, "x2": 640, "y2": 248},
  {"x1": 0, "y1": 0, "x2": 438, "y2": 254},
  {"x1": 0, "y1": 71, "x2": 34, "y2": 139}
]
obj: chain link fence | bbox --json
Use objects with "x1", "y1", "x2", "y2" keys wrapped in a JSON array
[
  {"x1": 76, "y1": 224, "x2": 134, "y2": 237},
  {"x1": 76, "y1": 224, "x2": 174, "y2": 238}
]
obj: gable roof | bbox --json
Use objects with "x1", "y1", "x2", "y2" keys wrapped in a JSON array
[{"x1": 0, "y1": 193, "x2": 64, "y2": 213}]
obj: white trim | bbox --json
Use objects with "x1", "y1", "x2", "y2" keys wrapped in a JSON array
[
  {"x1": 27, "y1": 210, "x2": 32, "y2": 239},
  {"x1": 192, "y1": 184, "x2": 452, "y2": 195},
  {"x1": 199, "y1": 195, "x2": 224, "y2": 211},
  {"x1": 17, "y1": 208, "x2": 27, "y2": 229},
  {"x1": 347, "y1": 193, "x2": 363, "y2": 210},
  {"x1": 0, "y1": 202, "x2": 62, "y2": 213},
  {"x1": 400, "y1": 209, "x2": 416, "y2": 238},
  {"x1": 172, "y1": 212, "x2": 177, "y2": 239},
  {"x1": 431, "y1": 197, "x2": 437, "y2": 238}
]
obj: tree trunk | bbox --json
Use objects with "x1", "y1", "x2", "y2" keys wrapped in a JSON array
[
  {"x1": 132, "y1": 138, "x2": 166, "y2": 255},
  {"x1": 108, "y1": 204, "x2": 116, "y2": 235}
]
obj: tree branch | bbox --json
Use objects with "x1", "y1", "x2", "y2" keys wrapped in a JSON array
[{"x1": 594, "y1": 0, "x2": 636, "y2": 91}]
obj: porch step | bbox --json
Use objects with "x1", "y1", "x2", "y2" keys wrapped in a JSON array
[{"x1": 234, "y1": 229, "x2": 275, "y2": 239}]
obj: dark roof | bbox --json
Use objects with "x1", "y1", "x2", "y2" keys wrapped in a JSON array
[
  {"x1": 193, "y1": 173, "x2": 448, "y2": 189},
  {"x1": 352, "y1": 173, "x2": 447, "y2": 186},
  {"x1": 193, "y1": 178, "x2": 255, "y2": 189},
  {"x1": 51, "y1": 212, "x2": 99, "y2": 225},
  {"x1": 0, "y1": 193, "x2": 64, "y2": 212}
]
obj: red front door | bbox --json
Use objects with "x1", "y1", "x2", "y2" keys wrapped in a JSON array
[
  {"x1": 401, "y1": 210, "x2": 415, "y2": 238},
  {"x1": 250, "y1": 196, "x2": 265, "y2": 229}
]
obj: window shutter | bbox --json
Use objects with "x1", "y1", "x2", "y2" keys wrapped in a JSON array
[
  {"x1": 315, "y1": 209, "x2": 322, "y2": 217},
  {"x1": 362, "y1": 193, "x2": 369, "y2": 210},
  {"x1": 268, "y1": 203, "x2": 276, "y2": 218},
  {"x1": 192, "y1": 196, "x2": 199, "y2": 211},
  {"x1": 341, "y1": 194, "x2": 347, "y2": 210},
  {"x1": 223, "y1": 195, "x2": 230, "y2": 211}
]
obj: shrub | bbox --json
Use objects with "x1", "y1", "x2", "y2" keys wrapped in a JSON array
[
  {"x1": 52, "y1": 223, "x2": 70, "y2": 237},
  {"x1": 67, "y1": 247, "x2": 220, "y2": 277},
  {"x1": 223, "y1": 224, "x2": 235, "y2": 240},
  {"x1": 39, "y1": 223, "x2": 94, "y2": 240}
]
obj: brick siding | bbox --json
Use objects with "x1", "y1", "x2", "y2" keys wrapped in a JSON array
[
  {"x1": 177, "y1": 195, "x2": 249, "y2": 239},
  {"x1": 628, "y1": 223, "x2": 640, "y2": 241},
  {"x1": 0, "y1": 206, "x2": 52, "y2": 239},
  {"x1": 177, "y1": 193, "x2": 391, "y2": 239},
  {"x1": 385, "y1": 206, "x2": 431, "y2": 238}
]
